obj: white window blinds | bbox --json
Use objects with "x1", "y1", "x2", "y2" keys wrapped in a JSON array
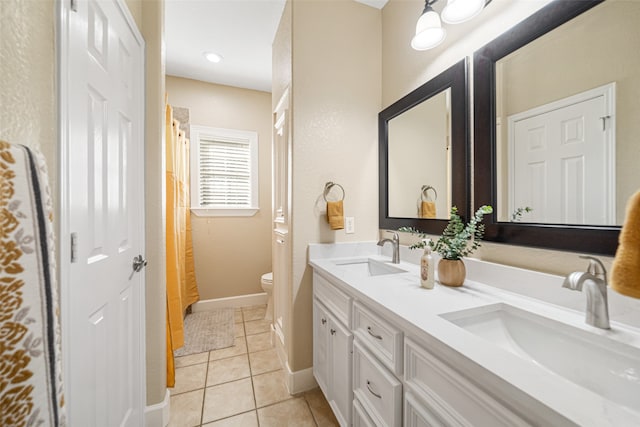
[
  {"x1": 190, "y1": 125, "x2": 259, "y2": 216},
  {"x1": 199, "y1": 137, "x2": 251, "y2": 207}
]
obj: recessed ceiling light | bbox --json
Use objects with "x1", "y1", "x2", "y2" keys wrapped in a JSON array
[{"x1": 203, "y1": 52, "x2": 223, "y2": 63}]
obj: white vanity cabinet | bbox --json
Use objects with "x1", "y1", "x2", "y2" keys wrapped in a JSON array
[
  {"x1": 404, "y1": 338, "x2": 530, "y2": 427},
  {"x1": 313, "y1": 273, "x2": 353, "y2": 427},
  {"x1": 311, "y1": 263, "x2": 547, "y2": 427}
]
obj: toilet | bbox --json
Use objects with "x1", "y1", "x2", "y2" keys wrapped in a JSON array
[{"x1": 261, "y1": 272, "x2": 273, "y2": 321}]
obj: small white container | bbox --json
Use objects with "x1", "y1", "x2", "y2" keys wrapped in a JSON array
[{"x1": 420, "y1": 239, "x2": 435, "y2": 289}]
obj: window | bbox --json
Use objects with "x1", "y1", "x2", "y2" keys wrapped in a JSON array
[{"x1": 190, "y1": 125, "x2": 259, "y2": 216}]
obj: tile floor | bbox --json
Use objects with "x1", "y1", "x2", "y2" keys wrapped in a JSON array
[{"x1": 169, "y1": 305, "x2": 340, "y2": 427}]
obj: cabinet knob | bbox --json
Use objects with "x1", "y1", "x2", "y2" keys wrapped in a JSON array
[
  {"x1": 321, "y1": 318, "x2": 327, "y2": 325},
  {"x1": 330, "y1": 329, "x2": 336, "y2": 335}
]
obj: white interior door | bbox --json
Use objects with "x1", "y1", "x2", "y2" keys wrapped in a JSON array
[
  {"x1": 60, "y1": 0, "x2": 146, "y2": 425},
  {"x1": 508, "y1": 84, "x2": 615, "y2": 225}
]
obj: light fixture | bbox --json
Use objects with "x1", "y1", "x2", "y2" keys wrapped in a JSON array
[
  {"x1": 411, "y1": 0, "x2": 487, "y2": 51},
  {"x1": 203, "y1": 51, "x2": 223, "y2": 63},
  {"x1": 411, "y1": 2, "x2": 446, "y2": 51},
  {"x1": 441, "y1": 0, "x2": 485, "y2": 24}
]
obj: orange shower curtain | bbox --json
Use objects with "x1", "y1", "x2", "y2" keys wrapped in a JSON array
[{"x1": 166, "y1": 99, "x2": 200, "y2": 387}]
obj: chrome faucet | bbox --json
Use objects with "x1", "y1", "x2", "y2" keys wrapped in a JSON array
[
  {"x1": 562, "y1": 255, "x2": 610, "y2": 329},
  {"x1": 377, "y1": 231, "x2": 400, "y2": 264}
]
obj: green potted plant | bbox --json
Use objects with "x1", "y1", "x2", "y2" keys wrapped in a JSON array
[{"x1": 399, "y1": 205, "x2": 493, "y2": 287}]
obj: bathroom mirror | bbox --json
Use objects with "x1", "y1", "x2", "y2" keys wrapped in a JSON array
[
  {"x1": 474, "y1": 0, "x2": 634, "y2": 255},
  {"x1": 380, "y1": 59, "x2": 469, "y2": 233}
]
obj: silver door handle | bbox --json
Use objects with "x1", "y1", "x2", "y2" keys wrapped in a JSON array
[{"x1": 132, "y1": 255, "x2": 148, "y2": 272}]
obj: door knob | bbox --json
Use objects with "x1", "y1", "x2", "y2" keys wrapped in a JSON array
[{"x1": 132, "y1": 255, "x2": 148, "y2": 273}]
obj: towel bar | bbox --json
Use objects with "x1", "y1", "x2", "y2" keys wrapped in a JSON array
[
  {"x1": 421, "y1": 185, "x2": 437, "y2": 201},
  {"x1": 323, "y1": 182, "x2": 345, "y2": 202}
]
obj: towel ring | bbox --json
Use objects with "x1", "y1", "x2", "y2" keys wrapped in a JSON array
[
  {"x1": 323, "y1": 182, "x2": 345, "y2": 202},
  {"x1": 421, "y1": 185, "x2": 437, "y2": 202}
]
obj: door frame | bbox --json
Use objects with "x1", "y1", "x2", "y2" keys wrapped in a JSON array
[{"x1": 56, "y1": 0, "x2": 147, "y2": 422}]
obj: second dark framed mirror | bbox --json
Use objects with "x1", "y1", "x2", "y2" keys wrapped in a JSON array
[
  {"x1": 473, "y1": 0, "x2": 632, "y2": 255},
  {"x1": 379, "y1": 58, "x2": 469, "y2": 233}
]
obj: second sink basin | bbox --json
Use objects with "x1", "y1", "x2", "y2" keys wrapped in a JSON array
[
  {"x1": 332, "y1": 258, "x2": 408, "y2": 277},
  {"x1": 441, "y1": 303, "x2": 640, "y2": 411}
]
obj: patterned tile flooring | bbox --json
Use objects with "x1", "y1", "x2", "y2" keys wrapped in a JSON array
[{"x1": 169, "y1": 305, "x2": 340, "y2": 426}]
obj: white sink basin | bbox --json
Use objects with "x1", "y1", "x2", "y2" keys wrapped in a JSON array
[
  {"x1": 332, "y1": 258, "x2": 408, "y2": 277},
  {"x1": 441, "y1": 303, "x2": 640, "y2": 410}
]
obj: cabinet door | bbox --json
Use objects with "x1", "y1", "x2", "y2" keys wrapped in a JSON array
[
  {"x1": 273, "y1": 229, "x2": 290, "y2": 348},
  {"x1": 330, "y1": 317, "x2": 353, "y2": 427},
  {"x1": 313, "y1": 298, "x2": 330, "y2": 396}
]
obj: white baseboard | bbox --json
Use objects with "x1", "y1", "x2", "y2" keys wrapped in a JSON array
[
  {"x1": 284, "y1": 363, "x2": 317, "y2": 395},
  {"x1": 271, "y1": 329, "x2": 316, "y2": 394},
  {"x1": 192, "y1": 293, "x2": 267, "y2": 312},
  {"x1": 145, "y1": 389, "x2": 170, "y2": 427}
]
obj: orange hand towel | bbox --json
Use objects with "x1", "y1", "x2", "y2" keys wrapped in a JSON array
[
  {"x1": 611, "y1": 190, "x2": 640, "y2": 298},
  {"x1": 327, "y1": 200, "x2": 344, "y2": 230},
  {"x1": 420, "y1": 201, "x2": 436, "y2": 219}
]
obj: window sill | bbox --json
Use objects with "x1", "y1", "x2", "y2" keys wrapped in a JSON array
[{"x1": 191, "y1": 208, "x2": 259, "y2": 217}]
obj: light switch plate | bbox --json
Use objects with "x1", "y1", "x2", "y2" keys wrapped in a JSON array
[{"x1": 345, "y1": 217, "x2": 355, "y2": 234}]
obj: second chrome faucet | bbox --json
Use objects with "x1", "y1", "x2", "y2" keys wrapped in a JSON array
[
  {"x1": 377, "y1": 231, "x2": 400, "y2": 264},
  {"x1": 562, "y1": 255, "x2": 610, "y2": 329}
]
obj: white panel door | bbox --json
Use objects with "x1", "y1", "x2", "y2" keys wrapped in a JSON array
[
  {"x1": 509, "y1": 85, "x2": 615, "y2": 225},
  {"x1": 61, "y1": 0, "x2": 145, "y2": 425}
]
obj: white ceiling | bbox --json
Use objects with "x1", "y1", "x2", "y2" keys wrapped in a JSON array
[{"x1": 165, "y1": 0, "x2": 388, "y2": 93}]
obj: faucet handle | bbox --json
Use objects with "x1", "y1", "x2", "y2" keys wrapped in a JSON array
[
  {"x1": 387, "y1": 231, "x2": 399, "y2": 241},
  {"x1": 579, "y1": 255, "x2": 607, "y2": 280}
]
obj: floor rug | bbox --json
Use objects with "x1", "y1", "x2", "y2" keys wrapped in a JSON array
[{"x1": 174, "y1": 308, "x2": 235, "y2": 357}]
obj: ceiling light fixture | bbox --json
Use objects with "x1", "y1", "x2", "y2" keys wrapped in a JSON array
[
  {"x1": 411, "y1": 0, "x2": 487, "y2": 51},
  {"x1": 203, "y1": 52, "x2": 223, "y2": 63}
]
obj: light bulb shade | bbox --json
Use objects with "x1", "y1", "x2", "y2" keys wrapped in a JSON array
[
  {"x1": 411, "y1": 9, "x2": 447, "y2": 50},
  {"x1": 441, "y1": 0, "x2": 485, "y2": 24}
]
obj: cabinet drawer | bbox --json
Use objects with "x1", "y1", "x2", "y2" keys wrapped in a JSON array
[
  {"x1": 405, "y1": 390, "x2": 460, "y2": 427},
  {"x1": 353, "y1": 340, "x2": 402, "y2": 427},
  {"x1": 353, "y1": 301, "x2": 403, "y2": 375},
  {"x1": 353, "y1": 396, "x2": 377, "y2": 427},
  {"x1": 313, "y1": 272, "x2": 352, "y2": 326},
  {"x1": 404, "y1": 338, "x2": 530, "y2": 427}
]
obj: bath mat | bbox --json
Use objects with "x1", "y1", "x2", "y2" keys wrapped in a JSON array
[{"x1": 174, "y1": 308, "x2": 235, "y2": 357}]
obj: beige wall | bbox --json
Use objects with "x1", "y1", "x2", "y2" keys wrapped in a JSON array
[
  {"x1": 287, "y1": 0, "x2": 382, "y2": 371},
  {"x1": 166, "y1": 76, "x2": 273, "y2": 300},
  {"x1": 272, "y1": 0, "x2": 292, "y2": 109},
  {"x1": 0, "y1": 0, "x2": 56, "y2": 181},
  {"x1": 139, "y1": 0, "x2": 168, "y2": 407},
  {"x1": 381, "y1": 0, "x2": 619, "y2": 276}
]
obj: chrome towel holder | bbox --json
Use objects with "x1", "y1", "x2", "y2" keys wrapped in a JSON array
[
  {"x1": 323, "y1": 182, "x2": 345, "y2": 202},
  {"x1": 420, "y1": 185, "x2": 437, "y2": 201}
]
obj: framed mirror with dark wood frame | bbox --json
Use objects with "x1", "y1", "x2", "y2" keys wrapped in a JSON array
[
  {"x1": 473, "y1": 0, "x2": 636, "y2": 256},
  {"x1": 379, "y1": 58, "x2": 469, "y2": 233}
]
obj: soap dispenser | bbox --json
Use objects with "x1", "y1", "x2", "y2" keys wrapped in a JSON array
[{"x1": 420, "y1": 239, "x2": 435, "y2": 289}]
